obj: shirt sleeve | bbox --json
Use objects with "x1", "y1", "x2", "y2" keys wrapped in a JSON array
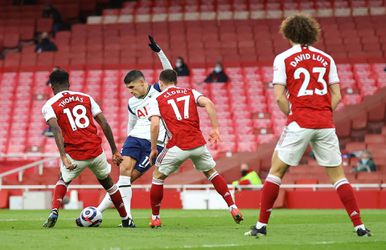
[
  {"x1": 272, "y1": 55, "x2": 287, "y2": 85},
  {"x1": 157, "y1": 50, "x2": 173, "y2": 70},
  {"x1": 153, "y1": 82, "x2": 162, "y2": 92},
  {"x1": 90, "y1": 96, "x2": 102, "y2": 117},
  {"x1": 148, "y1": 97, "x2": 161, "y2": 119},
  {"x1": 42, "y1": 103, "x2": 56, "y2": 122},
  {"x1": 192, "y1": 89, "x2": 203, "y2": 103},
  {"x1": 328, "y1": 57, "x2": 340, "y2": 84}
]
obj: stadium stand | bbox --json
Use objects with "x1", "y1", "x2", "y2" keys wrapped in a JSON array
[{"x1": 0, "y1": 0, "x2": 385, "y2": 202}]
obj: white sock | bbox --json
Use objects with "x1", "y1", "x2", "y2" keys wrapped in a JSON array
[
  {"x1": 256, "y1": 221, "x2": 267, "y2": 229},
  {"x1": 228, "y1": 204, "x2": 237, "y2": 211},
  {"x1": 355, "y1": 224, "x2": 366, "y2": 231},
  {"x1": 152, "y1": 214, "x2": 160, "y2": 220},
  {"x1": 117, "y1": 176, "x2": 132, "y2": 219},
  {"x1": 97, "y1": 192, "x2": 112, "y2": 212}
]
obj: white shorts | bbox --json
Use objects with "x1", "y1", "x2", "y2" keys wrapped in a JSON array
[
  {"x1": 156, "y1": 145, "x2": 216, "y2": 176},
  {"x1": 275, "y1": 122, "x2": 342, "y2": 167},
  {"x1": 60, "y1": 152, "x2": 111, "y2": 183}
]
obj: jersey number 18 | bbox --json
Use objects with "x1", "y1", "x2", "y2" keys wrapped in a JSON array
[{"x1": 63, "y1": 105, "x2": 90, "y2": 131}]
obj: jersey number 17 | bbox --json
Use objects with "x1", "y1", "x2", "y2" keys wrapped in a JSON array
[{"x1": 167, "y1": 95, "x2": 190, "y2": 120}]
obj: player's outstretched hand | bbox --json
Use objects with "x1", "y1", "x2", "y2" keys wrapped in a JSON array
[
  {"x1": 208, "y1": 128, "x2": 220, "y2": 145},
  {"x1": 148, "y1": 35, "x2": 161, "y2": 53},
  {"x1": 62, "y1": 156, "x2": 77, "y2": 171},
  {"x1": 149, "y1": 148, "x2": 159, "y2": 166},
  {"x1": 112, "y1": 151, "x2": 123, "y2": 166}
]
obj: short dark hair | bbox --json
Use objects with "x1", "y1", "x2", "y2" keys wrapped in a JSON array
[
  {"x1": 280, "y1": 13, "x2": 320, "y2": 45},
  {"x1": 159, "y1": 69, "x2": 177, "y2": 84},
  {"x1": 124, "y1": 70, "x2": 145, "y2": 84},
  {"x1": 49, "y1": 69, "x2": 69, "y2": 86}
]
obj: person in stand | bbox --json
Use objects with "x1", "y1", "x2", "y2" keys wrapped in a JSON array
[
  {"x1": 204, "y1": 61, "x2": 229, "y2": 83},
  {"x1": 232, "y1": 163, "x2": 262, "y2": 187},
  {"x1": 174, "y1": 56, "x2": 190, "y2": 76}
]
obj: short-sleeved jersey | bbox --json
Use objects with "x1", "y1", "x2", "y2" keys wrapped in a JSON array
[
  {"x1": 127, "y1": 83, "x2": 166, "y2": 146},
  {"x1": 148, "y1": 86, "x2": 206, "y2": 150},
  {"x1": 42, "y1": 90, "x2": 103, "y2": 160},
  {"x1": 273, "y1": 44, "x2": 340, "y2": 128}
]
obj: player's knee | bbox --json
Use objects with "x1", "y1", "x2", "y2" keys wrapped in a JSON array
[
  {"x1": 119, "y1": 157, "x2": 135, "y2": 176},
  {"x1": 325, "y1": 166, "x2": 345, "y2": 183},
  {"x1": 97, "y1": 175, "x2": 113, "y2": 190},
  {"x1": 153, "y1": 168, "x2": 167, "y2": 180},
  {"x1": 203, "y1": 168, "x2": 216, "y2": 178}
]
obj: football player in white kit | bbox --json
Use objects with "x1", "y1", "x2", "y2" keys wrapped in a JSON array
[{"x1": 95, "y1": 36, "x2": 171, "y2": 226}]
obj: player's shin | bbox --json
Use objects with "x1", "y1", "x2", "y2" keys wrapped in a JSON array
[
  {"x1": 334, "y1": 178, "x2": 363, "y2": 228},
  {"x1": 117, "y1": 175, "x2": 132, "y2": 219},
  {"x1": 96, "y1": 192, "x2": 112, "y2": 212},
  {"x1": 99, "y1": 176, "x2": 128, "y2": 219},
  {"x1": 106, "y1": 184, "x2": 128, "y2": 219},
  {"x1": 150, "y1": 178, "x2": 164, "y2": 217},
  {"x1": 208, "y1": 171, "x2": 235, "y2": 207},
  {"x1": 258, "y1": 174, "x2": 281, "y2": 227},
  {"x1": 52, "y1": 179, "x2": 68, "y2": 210}
]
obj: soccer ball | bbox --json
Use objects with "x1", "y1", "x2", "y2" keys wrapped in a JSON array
[{"x1": 79, "y1": 206, "x2": 102, "y2": 227}]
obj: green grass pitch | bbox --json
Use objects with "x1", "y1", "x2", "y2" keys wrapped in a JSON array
[{"x1": 0, "y1": 209, "x2": 385, "y2": 250}]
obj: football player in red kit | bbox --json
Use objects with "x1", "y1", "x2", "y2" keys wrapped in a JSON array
[
  {"x1": 245, "y1": 14, "x2": 371, "y2": 238},
  {"x1": 147, "y1": 69, "x2": 243, "y2": 228},
  {"x1": 42, "y1": 69, "x2": 133, "y2": 228}
]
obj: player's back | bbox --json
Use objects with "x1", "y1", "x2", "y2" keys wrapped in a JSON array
[
  {"x1": 42, "y1": 91, "x2": 103, "y2": 160},
  {"x1": 154, "y1": 86, "x2": 206, "y2": 150},
  {"x1": 273, "y1": 44, "x2": 340, "y2": 128}
]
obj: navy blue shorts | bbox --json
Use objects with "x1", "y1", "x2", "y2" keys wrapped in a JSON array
[{"x1": 121, "y1": 136, "x2": 164, "y2": 173}]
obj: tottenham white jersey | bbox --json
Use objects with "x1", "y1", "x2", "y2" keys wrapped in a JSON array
[{"x1": 127, "y1": 83, "x2": 167, "y2": 146}]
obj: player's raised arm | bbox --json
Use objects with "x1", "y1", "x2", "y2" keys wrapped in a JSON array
[
  {"x1": 329, "y1": 83, "x2": 342, "y2": 111},
  {"x1": 94, "y1": 113, "x2": 123, "y2": 166},
  {"x1": 148, "y1": 35, "x2": 173, "y2": 70},
  {"x1": 197, "y1": 95, "x2": 220, "y2": 145},
  {"x1": 47, "y1": 118, "x2": 76, "y2": 170},
  {"x1": 273, "y1": 84, "x2": 290, "y2": 115}
]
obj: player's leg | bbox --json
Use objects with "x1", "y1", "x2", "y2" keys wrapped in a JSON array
[
  {"x1": 43, "y1": 155, "x2": 85, "y2": 228},
  {"x1": 149, "y1": 146, "x2": 185, "y2": 228},
  {"x1": 97, "y1": 156, "x2": 136, "y2": 217},
  {"x1": 246, "y1": 122, "x2": 310, "y2": 237},
  {"x1": 311, "y1": 129, "x2": 371, "y2": 236},
  {"x1": 245, "y1": 151, "x2": 290, "y2": 236},
  {"x1": 97, "y1": 137, "x2": 140, "y2": 217},
  {"x1": 88, "y1": 152, "x2": 134, "y2": 227},
  {"x1": 191, "y1": 146, "x2": 243, "y2": 223},
  {"x1": 150, "y1": 167, "x2": 168, "y2": 228}
]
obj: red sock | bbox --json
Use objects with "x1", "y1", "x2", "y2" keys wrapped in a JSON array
[
  {"x1": 209, "y1": 173, "x2": 234, "y2": 207},
  {"x1": 52, "y1": 179, "x2": 67, "y2": 210},
  {"x1": 335, "y1": 179, "x2": 363, "y2": 227},
  {"x1": 150, "y1": 179, "x2": 164, "y2": 216},
  {"x1": 107, "y1": 185, "x2": 127, "y2": 219},
  {"x1": 259, "y1": 174, "x2": 281, "y2": 224}
]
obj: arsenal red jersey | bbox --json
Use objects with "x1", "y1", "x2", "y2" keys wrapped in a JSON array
[
  {"x1": 273, "y1": 44, "x2": 340, "y2": 128},
  {"x1": 42, "y1": 91, "x2": 103, "y2": 160},
  {"x1": 148, "y1": 86, "x2": 206, "y2": 150}
]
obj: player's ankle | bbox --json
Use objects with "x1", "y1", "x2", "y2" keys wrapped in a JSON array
[
  {"x1": 255, "y1": 221, "x2": 267, "y2": 229},
  {"x1": 229, "y1": 204, "x2": 237, "y2": 211},
  {"x1": 152, "y1": 214, "x2": 160, "y2": 220}
]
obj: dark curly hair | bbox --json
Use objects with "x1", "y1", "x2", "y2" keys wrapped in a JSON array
[{"x1": 280, "y1": 13, "x2": 320, "y2": 45}]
